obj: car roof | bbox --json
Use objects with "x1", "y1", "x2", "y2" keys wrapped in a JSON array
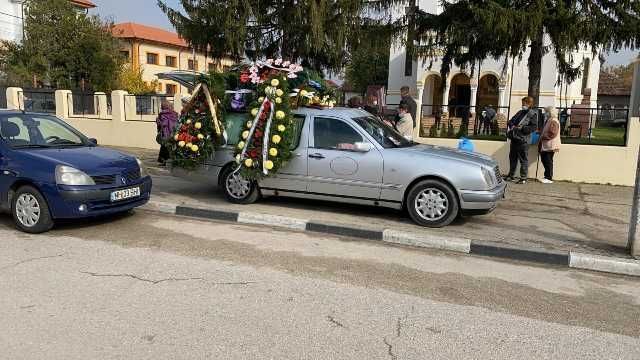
[
  {"x1": 291, "y1": 107, "x2": 370, "y2": 119},
  {"x1": 0, "y1": 110, "x2": 55, "y2": 117}
]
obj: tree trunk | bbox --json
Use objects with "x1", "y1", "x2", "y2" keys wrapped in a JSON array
[{"x1": 527, "y1": 28, "x2": 544, "y2": 106}]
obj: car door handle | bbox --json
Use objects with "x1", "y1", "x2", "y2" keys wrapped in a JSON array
[{"x1": 308, "y1": 153, "x2": 325, "y2": 159}]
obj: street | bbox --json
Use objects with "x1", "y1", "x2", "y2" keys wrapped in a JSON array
[{"x1": 1, "y1": 210, "x2": 639, "y2": 359}]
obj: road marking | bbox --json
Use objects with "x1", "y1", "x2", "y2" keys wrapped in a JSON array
[
  {"x1": 383, "y1": 229, "x2": 471, "y2": 253},
  {"x1": 238, "y1": 212, "x2": 308, "y2": 231}
]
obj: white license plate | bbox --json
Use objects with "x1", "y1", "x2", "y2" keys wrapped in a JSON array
[{"x1": 110, "y1": 187, "x2": 140, "y2": 202}]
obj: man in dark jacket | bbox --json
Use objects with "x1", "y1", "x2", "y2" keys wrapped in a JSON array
[
  {"x1": 506, "y1": 96, "x2": 539, "y2": 184},
  {"x1": 400, "y1": 86, "x2": 417, "y2": 128}
]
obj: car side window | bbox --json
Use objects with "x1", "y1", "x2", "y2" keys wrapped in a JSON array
[
  {"x1": 33, "y1": 116, "x2": 83, "y2": 144},
  {"x1": 0, "y1": 116, "x2": 30, "y2": 145},
  {"x1": 313, "y1": 117, "x2": 363, "y2": 150}
]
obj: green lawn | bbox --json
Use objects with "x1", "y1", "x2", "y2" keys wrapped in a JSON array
[{"x1": 561, "y1": 126, "x2": 626, "y2": 146}]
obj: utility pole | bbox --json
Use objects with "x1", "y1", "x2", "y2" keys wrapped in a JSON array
[{"x1": 628, "y1": 56, "x2": 640, "y2": 259}]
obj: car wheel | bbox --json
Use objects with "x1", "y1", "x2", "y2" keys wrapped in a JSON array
[
  {"x1": 406, "y1": 179, "x2": 459, "y2": 228},
  {"x1": 220, "y1": 165, "x2": 259, "y2": 204},
  {"x1": 12, "y1": 185, "x2": 54, "y2": 234}
]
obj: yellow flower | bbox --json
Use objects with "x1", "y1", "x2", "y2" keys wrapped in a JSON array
[
  {"x1": 242, "y1": 130, "x2": 249, "y2": 139},
  {"x1": 269, "y1": 148, "x2": 278, "y2": 157},
  {"x1": 244, "y1": 158, "x2": 253, "y2": 167},
  {"x1": 258, "y1": 97, "x2": 264, "y2": 102},
  {"x1": 277, "y1": 124, "x2": 286, "y2": 132},
  {"x1": 197, "y1": 133, "x2": 204, "y2": 140},
  {"x1": 246, "y1": 121, "x2": 253, "y2": 128},
  {"x1": 275, "y1": 89, "x2": 284, "y2": 97},
  {"x1": 178, "y1": 141, "x2": 186, "y2": 147},
  {"x1": 235, "y1": 154, "x2": 241, "y2": 163},
  {"x1": 251, "y1": 108, "x2": 259, "y2": 117},
  {"x1": 275, "y1": 110, "x2": 285, "y2": 120},
  {"x1": 265, "y1": 160, "x2": 274, "y2": 170},
  {"x1": 186, "y1": 143, "x2": 192, "y2": 149},
  {"x1": 174, "y1": 134, "x2": 179, "y2": 141},
  {"x1": 191, "y1": 144, "x2": 199, "y2": 152},
  {"x1": 272, "y1": 135, "x2": 281, "y2": 144},
  {"x1": 271, "y1": 78, "x2": 280, "y2": 87},
  {"x1": 194, "y1": 122, "x2": 202, "y2": 129},
  {"x1": 299, "y1": 89, "x2": 308, "y2": 96},
  {"x1": 237, "y1": 141, "x2": 245, "y2": 149},
  {"x1": 186, "y1": 119, "x2": 192, "y2": 124},
  {"x1": 275, "y1": 97, "x2": 282, "y2": 104}
]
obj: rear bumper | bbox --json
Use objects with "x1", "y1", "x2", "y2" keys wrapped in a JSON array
[
  {"x1": 48, "y1": 176, "x2": 152, "y2": 219},
  {"x1": 459, "y1": 182, "x2": 507, "y2": 212}
]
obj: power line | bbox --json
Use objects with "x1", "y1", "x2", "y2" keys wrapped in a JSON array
[{"x1": 0, "y1": 11, "x2": 23, "y2": 20}]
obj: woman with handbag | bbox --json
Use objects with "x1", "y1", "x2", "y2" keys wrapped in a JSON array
[{"x1": 539, "y1": 106, "x2": 561, "y2": 184}]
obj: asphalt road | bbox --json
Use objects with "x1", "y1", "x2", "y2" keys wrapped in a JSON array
[{"x1": 1, "y1": 210, "x2": 639, "y2": 359}]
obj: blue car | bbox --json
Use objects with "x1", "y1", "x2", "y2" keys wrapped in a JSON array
[{"x1": 0, "y1": 111, "x2": 152, "y2": 233}]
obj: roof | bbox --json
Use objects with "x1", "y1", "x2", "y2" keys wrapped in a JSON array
[
  {"x1": 598, "y1": 70, "x2": 632, "y2": 97},
  {"x1": 112, "y1": 22, "x2": 188, "y2": 48},
  {"x1": 69, "y1": 0, "x2": 96, "y2": 8}
]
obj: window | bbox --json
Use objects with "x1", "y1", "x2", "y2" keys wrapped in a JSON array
[
  {"x1": 166, "y1": 84, "x2": 177, "y2": 95},
  {"x1": 581, "y1": 58, "x2": 591, "y2": 95},
  {"x1": 188, "y1": 59, "x2": 198, "y2": 71},
  {"x1": 165, "y1": 56, "x2": 177, "y2": 67},
  {"x1": 289, "y1": 115, "x2": 305, "y2": 149},
  {"x1": 0, "y1": 115, "x2": 84, "y2": 148},
  {"x1": 146, "y1": 53, "x2": 159, "y2": 65},
  {"x1": 120, "y1": 51, "x2": 130, "y2": 60},
  {"x1": 313, "y1": 117, "x2": 362, "y2": 150},
  {"x1": 353, "y1": 116, "x2": 412, "y2": 148},
  {"x1": 224, "y1": 114, "x2": 305, "y2": 150},
  {"x1": 208, "y1": 62, "x2": 216, "y2": 72}
]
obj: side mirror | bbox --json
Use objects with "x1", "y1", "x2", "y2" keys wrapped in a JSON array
[
  {"x1": 88, "y1": 138, "x2": 98, "y2": 145},
  {"x1": 353, "y1": 142, "x2": 372, "y2": 152}
]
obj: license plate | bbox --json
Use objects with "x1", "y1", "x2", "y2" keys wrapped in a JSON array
[{"x1": 110, "y1": 187, "x2": 140, "y2": 202}]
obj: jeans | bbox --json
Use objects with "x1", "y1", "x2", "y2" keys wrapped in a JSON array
[
  {"x1": 540, "y1": 151, "x2": 555, "y2": 180},
  {"x1": 508, "y1": 140, "x2": 528, "y2": 178}
]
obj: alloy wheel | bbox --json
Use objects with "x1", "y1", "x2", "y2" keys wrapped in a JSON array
[
  {"x1": 15, "y1": 193, "x2": 41, "y2": 228},
  {"x1": 226, "y1": 171, "x2": 251, "y2": 199},
  {"x1": 414, "y1": 188, "x2": 449, "y2": 222}
]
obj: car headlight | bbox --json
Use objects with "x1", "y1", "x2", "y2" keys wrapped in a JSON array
[
  {"x1": 136, "y1": 158, "x2": 149, "y2": 178},
  {"x1": 481, "y1": 167, "x2": 494, "y2": 187},
  {"x1": 55, "y1": 165, "x2": 95, "y2": 186}
]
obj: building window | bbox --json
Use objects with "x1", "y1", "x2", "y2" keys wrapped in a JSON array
[
  {"x1": 120, "y1": 51, "x2": 130, "y2": 60},
  {"x1": 165, "y1": 56, "x2": 177, "y2": 67},
  {"x1": 166, "y1": 84, "x2": 177, "y2": 95},
  {"x1": 188, "y1": 59, "x2": 198, "y2": 71},
  {"x1": 146, "y1": 53, "x2": 159, "y2": 65},
  {"x1": 581, "y1": 58, "x2": 591, "y2": 95},
  {"x1": 208, "y1": 62, "x2": 216, "y2": 72}
]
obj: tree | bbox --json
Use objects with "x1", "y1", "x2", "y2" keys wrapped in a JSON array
[
  {"x1": 345, "y1": 25, "x2": 391, "y2": 94},
  {"x1": 407, "y1": 0, "x2": 640, "y2": 105},
  {"x1": 0, "y1": 0, "x2": 122, "y2": 90},
  {"x1": 116, "y1": 64, "x2": 159, "y2": 95},
  {"x1": 158, "y1": 0, "x2": 384, "y2": 72}
]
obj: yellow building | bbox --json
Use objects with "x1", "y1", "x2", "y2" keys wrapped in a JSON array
[{"x1": 112, "y1": 22, "x2": 233, "y2": 96}]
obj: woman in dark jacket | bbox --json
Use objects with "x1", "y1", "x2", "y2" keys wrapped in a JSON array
[{"x1": 156, "y1": 100, "x2": 178, "y2": 165}]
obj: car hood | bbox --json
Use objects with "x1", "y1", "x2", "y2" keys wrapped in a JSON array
[
  {"x1": 16, "y1": 146, "x2": 137, "y2": 173},
  {"x1": 397, "y1": 144, "x2": 497, "y2": 167}
]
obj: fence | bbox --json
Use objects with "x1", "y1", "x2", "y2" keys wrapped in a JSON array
[
  {"x1": 19, "y1": 89, "x2": 56, "y2": 113},
  {"x1": 124, "y1": 94, "x2": 174, "y2": 121},
  {"x1": 0, "y1": 87, "x2": 7, "y2": 108},
  {"x1": 68, "y1": 92, "x2": 97, "y2": 117}
]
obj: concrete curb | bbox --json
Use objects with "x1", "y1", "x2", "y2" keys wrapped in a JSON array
[{"x1": 140, "y1": 201, "x2": 640, "y2": 278}]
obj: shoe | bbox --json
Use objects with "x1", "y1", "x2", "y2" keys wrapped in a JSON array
[
  {"x1": 504, "y1": 176, "x2": 515, "y2": 182},
  {"x1": 515, "y1": 179, "x2": 527, "y2": 184},
  {"x1": 540, "y1": 178, "x2": 553, "y2": 184}
]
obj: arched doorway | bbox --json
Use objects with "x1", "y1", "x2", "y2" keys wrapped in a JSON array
[
  {"x1": 448, "y1": 73, "x2": 470, "y2": 117},
  {"x1": 422, "y1": 74, "x2": 443, "y2": 116},
  {"x1": 477, "y1": 74, "x2": 499, "y2": 109}
]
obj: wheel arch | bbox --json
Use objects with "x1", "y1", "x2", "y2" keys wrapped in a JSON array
[
  {"x1": 7, "y1": 179, "x2": 45, "y2": 207},
  {"x1": 218, "y1": 161, "x2": 239, "y2": 188}
]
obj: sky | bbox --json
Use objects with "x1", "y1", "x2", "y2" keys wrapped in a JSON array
[{"x1": 90, "y1": 0, "x2": 638, "y2": 66}]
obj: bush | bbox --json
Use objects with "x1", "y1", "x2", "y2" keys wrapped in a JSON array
[{"x1": 429, "y1": 125, "x2": 438, "y2": 137}]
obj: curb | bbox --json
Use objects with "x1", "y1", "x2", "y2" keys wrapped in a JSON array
[{"x1": 140, "y1": 200, "x2": 640, "y2": 278}]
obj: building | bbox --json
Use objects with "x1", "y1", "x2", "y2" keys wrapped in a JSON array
[
  {"x1": 598, "y1": 69, "x2": 632, "y2": 109},
  {"x1": 112, "y1": 22, "x2": 233, "y2": 96},
  {"x1": 0, "y1": 0, "x2": 95, "y2": 43},
  {"x1": 386, "y1": 1, "x2": 600, "y2": 132}
]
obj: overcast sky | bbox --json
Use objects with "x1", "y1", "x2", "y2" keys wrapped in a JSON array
[{"x1": 90, "y1": 0, "x2": 638, "y2": 66}]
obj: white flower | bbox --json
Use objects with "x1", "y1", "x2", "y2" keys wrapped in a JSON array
[
  {"x1": 287, "y1": 72, "x2": 297, "y2": 79},
  {"x1": 275, "y1": 58, "x2": 283, "y2": 65},
  {"x1": 266, "y1": 58, "x2": 274, "y2": 65},
  {"x1": 249, "y1": 66, "x2": 258, "y2": 73},
  {"x1": 282, "y1": 61, "x2": 290, "y2": 67}
]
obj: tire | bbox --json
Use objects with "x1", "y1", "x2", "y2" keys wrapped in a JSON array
[
  {"x1": 12, "y1": 185, "x2": 54, "y2": 234},
  {"x1": 220, "y1": 165, "x2": 260, "y2": 204},
  {"x1": 406, "y1": 179, "x2": 459, "y2": 228}
]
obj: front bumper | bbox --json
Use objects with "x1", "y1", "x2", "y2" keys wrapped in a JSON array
[
  {"x1": 47, "y1": 176, "x2": 152, "y2": 219},
  {"x1": 459, "y1": 182, "x2": 507, "y2": 211}
]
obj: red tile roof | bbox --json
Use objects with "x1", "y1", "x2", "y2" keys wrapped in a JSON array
[
  {"x1": 70, "y1": 0, "x2": 96, "y2": 8},
  {"x1": 112, "y1": 22, "x2": 189, "y2": 48}
]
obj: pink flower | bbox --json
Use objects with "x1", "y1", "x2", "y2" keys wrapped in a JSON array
[
  {"x1": 266, "y1": 59, "x2": 274, "y2": 65},
  {"x1": 282, "y1": 61, "x2": 290, "y2": 67},
  {"x1": 274, "y1": 58, "x2": 283, "y2": 66}
]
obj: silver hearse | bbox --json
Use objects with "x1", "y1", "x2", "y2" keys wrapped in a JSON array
[{"x1": 171, "y1": 106, "x2": 506, "y2": 228}]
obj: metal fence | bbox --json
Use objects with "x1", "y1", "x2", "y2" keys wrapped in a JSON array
[
  {"x1": 20, "y1": 89, "x2": 56, "y2": 113},
  {"x1": 68, "y1": 92, "x2": 97, "y2": 117},
  {"x1": 0, "y1": 87, "x2": 7, "y2": 109},
  {"x1": 124, "y1": 94, "x2": 174, "y2": 121}
]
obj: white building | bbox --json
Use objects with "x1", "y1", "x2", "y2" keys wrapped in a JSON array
[{"x1": 386, "y1": 1, "x2": 600, "y2": 131}]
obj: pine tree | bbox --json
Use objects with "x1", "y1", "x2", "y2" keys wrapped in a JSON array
[{"x1": 407, "y1": 0, "x2": 640, "y2": 105}]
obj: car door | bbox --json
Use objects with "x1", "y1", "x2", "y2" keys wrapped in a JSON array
[
  {"x1": 259, "y1": 114, "x2": 309, "y2": 192},
  {"x1": 0, "y1": 115, "x2": 29, "y2": 207},
  {"x1": 307, "y1": 116, "x2": 383, "y2": 200}
]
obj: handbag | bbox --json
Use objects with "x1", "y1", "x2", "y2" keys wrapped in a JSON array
[{"x1": 529, "y1": 131, "x2": 540, "y2": 145}]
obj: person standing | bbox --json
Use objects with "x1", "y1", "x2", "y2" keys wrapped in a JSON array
[
  {"x1": 156, "y1": 100, "x2": 178, "y2": 165},
  {"x1": 395, "y1": 103, "x2": 414, "y2": 141},
  {"x1": 539, "y1": 106, "x2": 561, "y2": 183},
  {"x1": 400, "y1": 86, "x2": 417, "y2": 128},
  {"x1": 505, "y1": 96, "x2": 539, "y2": 184}
]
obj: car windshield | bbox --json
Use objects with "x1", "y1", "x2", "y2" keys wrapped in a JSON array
[
  {"x1": 0, "y1": 114, "x2": 86, "y2": 149},
  {"x1": 352, "y1": 116, "x2": 413, "y2": 148}
]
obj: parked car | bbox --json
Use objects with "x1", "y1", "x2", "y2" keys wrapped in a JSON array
[
  {"x1": 172, "y1": 107, "x2": 506, "y2": 227},
  {"x1": 0, "y1": 111, "x2": 152, "y2": 233}
]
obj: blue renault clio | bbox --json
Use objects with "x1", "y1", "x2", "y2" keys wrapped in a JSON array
[{"x1": 0, "y1": 111, "x2": 152, "y2": 233}]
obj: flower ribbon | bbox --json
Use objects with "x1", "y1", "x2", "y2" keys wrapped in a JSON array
[{"x1": 237, "y1": 97, "x2": 274, "y2": 175}]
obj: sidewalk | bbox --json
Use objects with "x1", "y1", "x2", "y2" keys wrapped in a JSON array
[{"x1": 116, "y1": 146, "x2": 635, "y2": 260}]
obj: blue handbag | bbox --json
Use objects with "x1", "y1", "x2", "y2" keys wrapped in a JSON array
[{"x1": 530, "y1": 132, "x2": 540, "y2": 145}]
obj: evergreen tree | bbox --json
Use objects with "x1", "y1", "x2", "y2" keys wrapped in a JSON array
[
  {"x1": 406, "y1": 0, "x2": 640, "y2": 105},
  {"x1": 345, "y1": 24, "x2": 392, "y2": 94}
]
